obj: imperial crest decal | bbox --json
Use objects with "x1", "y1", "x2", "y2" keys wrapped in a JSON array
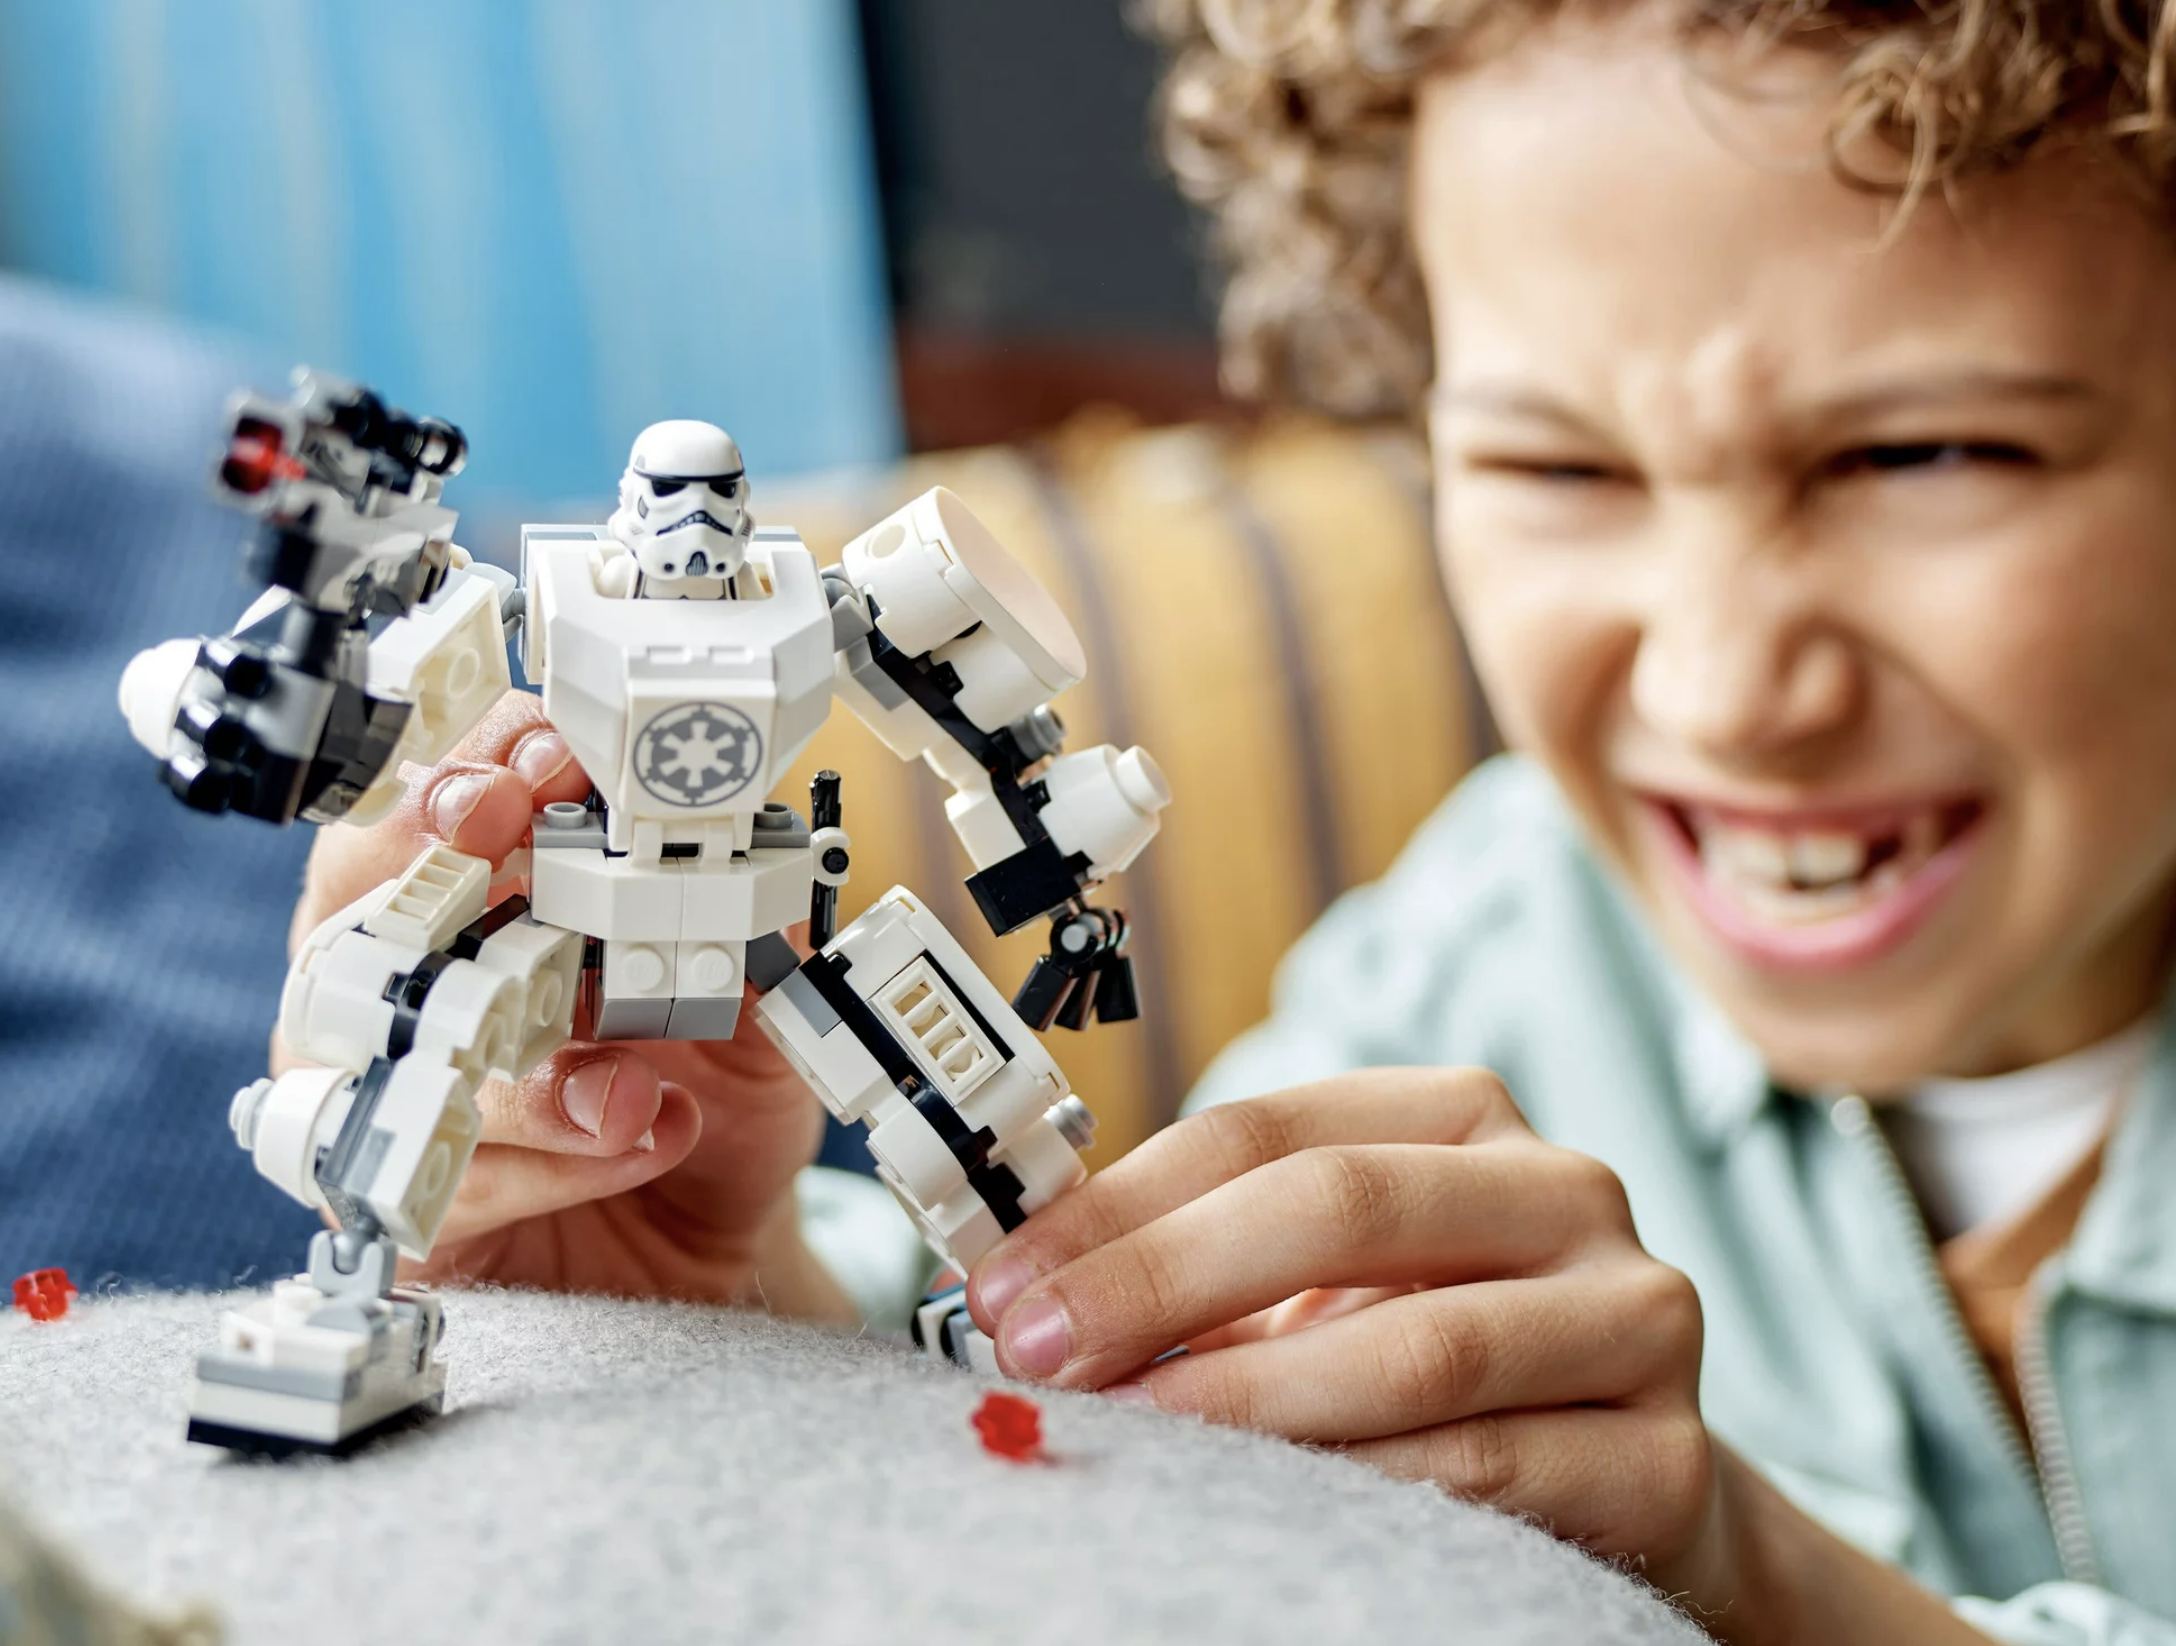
[{"x1": 632, "y1": 701, "x2": 763, "y2": 807}]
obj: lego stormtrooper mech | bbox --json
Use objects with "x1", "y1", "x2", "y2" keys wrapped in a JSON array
[{"x1": 119, "y1": 371, "x2": 1169, "y2": 1455}]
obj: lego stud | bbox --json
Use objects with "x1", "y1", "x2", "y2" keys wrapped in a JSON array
[
  {"x1": 1114, "y1": 747, "x2": 1171, "y2": 814},
  {"x1": 971, "y1": 1391, "x2": 1045, "y2": 1462},
  {"x1": 622, "y1": 945, "x2": 668, "y2": 992},
  {"x1": 12, "y1": 1268, "x2": 76, "y2": 1323},
  {"x1": 541, "y1": 801, "x2": 589, "y2": 830},
  {"x1": 687, "y1": 946, "x2": 738, "y2": 994},
  {"x1": 1048, "y1": 1095, "x2": 1097, "y2": 1152}
]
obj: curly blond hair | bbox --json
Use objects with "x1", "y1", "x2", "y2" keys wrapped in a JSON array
[{"x1": 1136, "y1": 0, "x2": 2176, "y2": 417}]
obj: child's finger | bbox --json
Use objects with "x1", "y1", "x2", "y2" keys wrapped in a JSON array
[
  {"x1": 473, "y1": 1049, "x2": 667, "y2": 1157},
  {"x1": 968, "y1": 1067, "x2": 1530, "y2": 1330},
  {"x1": 1116, "y1": 1261, "x2": 1698, "y2": 1441},
  {"x1": 419, "y1": 1082, "x2": 703, "y2": 1250},
  {"x1": 291, "y1": 692, "x2": 590, "y2": 943},
  {"x1": 1181, "y1": 1284, "x2": 1420, "y2": 1352},
  {"x1": 986, "y1": 1139, "x2": 1612, "y2": 1388},
  {"x1": 1341, "y1": 1405, "x2": 1713, "y2": 1563}
]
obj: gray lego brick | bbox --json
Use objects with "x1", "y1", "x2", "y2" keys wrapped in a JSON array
[
  {"x1": 775, "y1": 966, "x2": 840, "y2": 1037},
  {"x1": 533, "y1": 805, "x2": 609, "y2": 849},
  {"x1": 593, "y1": 997, "x2": 673, "y2": 1040},
  {"x1": 193, "y1": 1352, "x2": 361, "y2": 1404},
  {"x1": 747, "y1": 932, "x2": 803, "y2": 992},
  {"x1": 842, "y1": 637, "x2": 908, "y2": 709},
  {"x1": 665, "y1": 995, "x2": 742, "y2": 1041}
]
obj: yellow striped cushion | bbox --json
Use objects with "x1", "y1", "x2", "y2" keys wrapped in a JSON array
[{"x1": 766, "y1": 413, "x2": 1478, "y2": 1164}]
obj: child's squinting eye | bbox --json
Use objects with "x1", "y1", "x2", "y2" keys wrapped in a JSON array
[
  {"x1": 1819, "y1": 440, "x2": 2040, "y2": 480},
  {"x1": 1470, "y1": 456, "x2": 1631, "y2": 485}
]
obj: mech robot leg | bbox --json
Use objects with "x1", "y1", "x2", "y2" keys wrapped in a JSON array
[
  {"x1": 194, "y1": 845, "x2": 581, "y2": 1455},
  {"x1": 755, "y1": 884, "x2": 1098, "y2": 1374}
]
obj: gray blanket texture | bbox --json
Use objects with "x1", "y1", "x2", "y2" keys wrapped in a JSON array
[{"x1": 0, "y1": 1290, "x2": 1706, "y2": 1645}]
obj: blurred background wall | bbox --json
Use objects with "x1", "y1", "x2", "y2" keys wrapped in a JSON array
[{"x1": 0, "y1": 0, "x2": 1220, "y2": 495}]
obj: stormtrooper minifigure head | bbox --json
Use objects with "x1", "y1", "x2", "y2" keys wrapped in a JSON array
[{"x1": 608, "y1": 420, "x2": 751, "y2": 584}]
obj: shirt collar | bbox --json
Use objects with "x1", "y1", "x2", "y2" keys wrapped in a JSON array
[{"x1": 2063, "y1": 994, "x2": 2176, "y2": 1315}]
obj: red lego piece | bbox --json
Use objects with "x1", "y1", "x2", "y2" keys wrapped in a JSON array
[
  {"x1": 12, "y1": 1267, "x2": 76, "y2": 1323},
  {"x1": 971, "y1": 1390, "x2": 1044, "y2": 1462}
]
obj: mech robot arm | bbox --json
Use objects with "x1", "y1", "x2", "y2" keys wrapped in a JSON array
[
  {"x1": 117, "y1": 371, "x2": 511, "y2": 828},
  {"x1": 820, "y1": 488, "x2": 1171, "y2": 1030}
]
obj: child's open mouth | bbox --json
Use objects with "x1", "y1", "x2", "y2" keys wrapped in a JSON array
[{"x1": 1640, "y1": 794, "x2": 1986, "y2": 972}]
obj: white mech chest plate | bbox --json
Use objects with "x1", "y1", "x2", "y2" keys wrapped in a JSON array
[{"x1": 521, "y1": 525, "x2": 833, "y2": 832}]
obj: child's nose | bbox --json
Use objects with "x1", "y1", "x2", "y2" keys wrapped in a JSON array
[{"x1": 1627, "y1": 554, "x2": 1858, "y2": 764}]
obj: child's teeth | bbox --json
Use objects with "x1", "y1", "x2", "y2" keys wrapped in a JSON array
[
  {"x1": 1736, "y1": 876, "x2": 1869, "y2": 923},
  {"x1": 1704, "y1": 825, "x2": 1788, "y2": 882},
  {"x1": 1787, "y1": 831, "x2": 1866, "y2": 887}
]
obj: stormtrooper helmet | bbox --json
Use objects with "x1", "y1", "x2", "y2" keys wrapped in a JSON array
[{"x1": 608, "y1": 420, "x2": 751, "y2": 583}]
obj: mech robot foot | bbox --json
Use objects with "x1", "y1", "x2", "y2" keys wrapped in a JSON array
[{"x1": 185, "y1": 1232, "x2": 446, "y2": 1458}]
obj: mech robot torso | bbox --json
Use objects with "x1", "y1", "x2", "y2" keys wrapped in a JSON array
[{"x1": 519, "y1": 522, "x2": 837, "y2": 1039}]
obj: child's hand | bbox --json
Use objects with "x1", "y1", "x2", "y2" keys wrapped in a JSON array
[
  {"x1": 277, "y1": 689, "x2": 850, "y2": 1320},
  {"x1": 965, "y1": 1067, "x2": 1713, "y2": 1570}
]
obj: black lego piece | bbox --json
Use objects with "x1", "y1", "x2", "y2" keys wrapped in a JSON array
[
  {"x1": 186, "y1": 1396, "x2": 442, "y2": 1460},
  {"x1": 809, "y1": 769, "x2": 844, "y2": 950}
]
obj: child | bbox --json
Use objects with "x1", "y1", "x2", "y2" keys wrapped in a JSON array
[{"x1": 288, "y1": 1, "x2": 2176, "y2": 1639}]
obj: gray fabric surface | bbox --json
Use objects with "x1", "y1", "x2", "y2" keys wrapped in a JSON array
[{"x1": 0, "y1": 1291, "x2": 1706, "y2": 1645}]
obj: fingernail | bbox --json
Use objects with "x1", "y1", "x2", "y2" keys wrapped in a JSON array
[
  {"x1": 631, "y1": 1127, "x2": 656, "y2": 1155},
  {"x1": 975, "y1": 1257, "x2": 1034, "y2": 1320},
  {"x1": 1000, "y1": 1295, "x2": 1071, "y2": 1379},
  {"x1": 1102, "y1": 1381, "x2": 1156, "y2": 1407},
  {"x1": 432, "y1": 772, "x2": 490, "y2": 839},
  {"x1": 512, "y1": 731, "x2": 573, "y2": 790},
  {"x1": 560, "y1": 1057, "x2": 620, "y2": 1137}
]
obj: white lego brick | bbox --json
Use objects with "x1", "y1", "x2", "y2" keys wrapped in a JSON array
[
  {"x1": 361, "y1": 845, "x2": 492, "y2": 953},
  {"x1": 754, "y1": 992, "x2": 895, "y2": 1123},
  {"x1": 531, "y1": 849, "x2": 682, "y2": 942},
  {"x1": 954, "y1": 1059, "x2": 1058, "y2": 1152},
  {"x1": 992, "y1": 1114, "x2": 1090, "y2": 1221},
  {"x1": 865, "y1": 1092, "x2": 968, "y2": 1208},
  {"x1": 359, "y1": 1058, "x2": 481, "y2": 1258},
  {"x1": 875, "y1": 957, "x2": 999, "y2": 1103},
  {"x1": 1036, "y1": 743, "x2": 1171, "y2": 880},
  {"x1": 879, "y1": 1168, "x2": 1005, "y2": 1275},
  {"x1": 369, "y1": 565, "x2": 511, "y2": 767},
  {"x1": 674, "y1": 938, "x2": 743, "y2": 1000},
  {"x1": 469, "y1": 915, "x2": 583, "y2": 1074},
  {"x1": 531, "y1": 534, "x2": 834, "y2": 829},
  {"x1": 232, "y1": 1067, "x2": 353, "y2": 1212},
  {"x1": 828, "y1": 897, "x2": 929, "y2": 1000},
  {"x1": 841, "y1": 489, "x2": 1084, "y2": 701},
  {"x1": 957, "y1": 1323, "x2": 1001, "y2": 1376},
  {"x1": 117, "y1": 636, "x2": 200, "y2": 756},
  {"x1": 280, "y1": 923, "x2": 427, "y2": 1072},
  {"x1": 680, "y1": 846, "x2": 810, "y2": 943},
  {"x1": 217, "y1": 1287, "x2": 371, "y2": 1376},
  {"x1": 943, "y1": 780, "x2": 1029, "y2": 872},
  {"x1": 406, "y1": 960, "x2": 525, "y2": 1084}
]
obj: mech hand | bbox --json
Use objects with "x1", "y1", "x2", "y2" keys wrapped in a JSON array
[
  {"x1": 963, "y1": 1069, "x2": 1720, "y2": 1591},
  {"x1": 277, "y1": 688, "x2": 852, "y2": 1320}
]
